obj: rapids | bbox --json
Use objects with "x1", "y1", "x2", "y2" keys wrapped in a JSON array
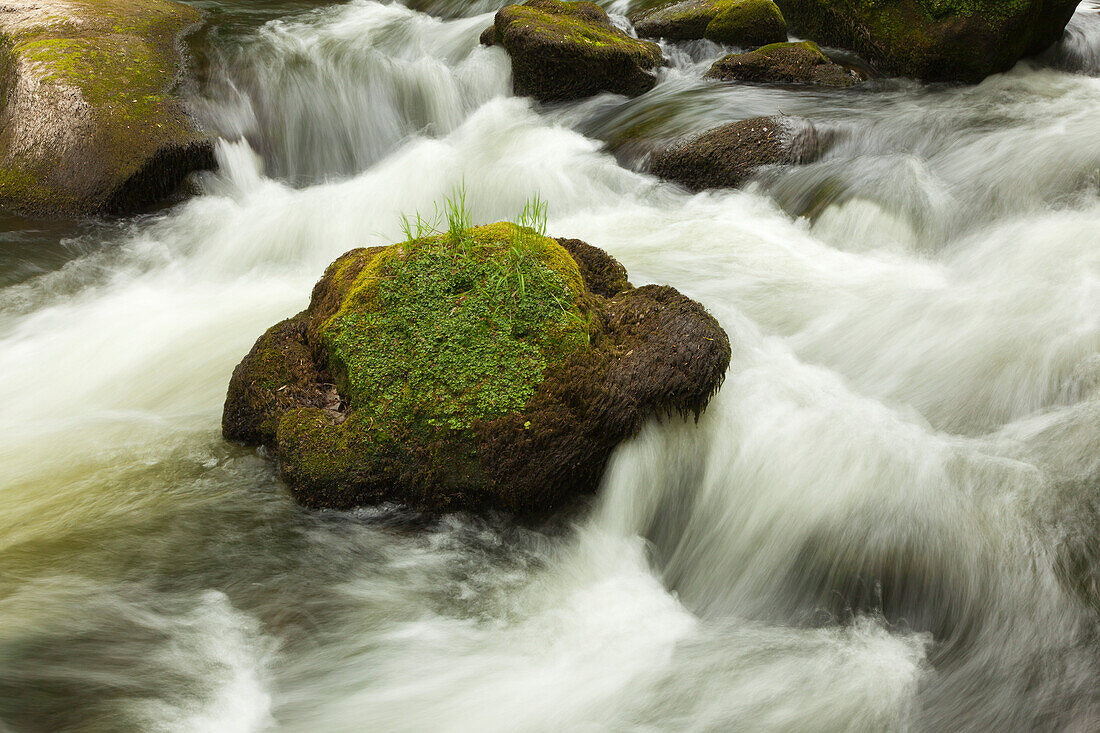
[{"x1": 1, "y1": 0, "x2": 1099, "y2": 730}]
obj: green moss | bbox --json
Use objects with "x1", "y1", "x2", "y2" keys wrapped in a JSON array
[
  {"x1": 18, "y1": 38, "x2": 166, "y2": 112},
  {"x1": 705, "y1": 0, "x2": 786, "y2": 45},
  {"x1": 631, "y1": 0, "x2": 719, "y2": 41},
  {"x1": 755, "y1": 39, "x2": 823, "y2": 58},
  {"x1": 321, "y1": 222, "x2": 590, "y2": 434},
  {"x1": 69, "y1": 0, "x2": 201, "y2": 38},
  {"x1": 277, "y1": 409, "x2": 382, "y2": 482},
  {"x1": 503, "y1": 1, "x2": 662, "y2": 62},
  {"x1": 915, "y1": 0, "x2": 1030, "y2": 21},
  {"x1": 706, "y1": 39, "x2": 857, "y2": 85},
  {"x1": 0, "y1": 0, "x2": 209, "y2": 215},
  {"x1": 1, "y1": 0, "x2": 200, "y2": 133},
  {"x1": 772, "y1": 0, "x2": 1072, "y2": 81},
  {"x1": 0, "y1": 166, "x2": 53, "y2": 208}
]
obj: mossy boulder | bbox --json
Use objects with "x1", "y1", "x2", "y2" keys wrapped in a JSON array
[
  {"x1": 772, "y1": 0, "x2": 1080, "y2": 83},
  {"x1": 631, "y1": 0, "x2": 787, "y2": 47},
  {"x1": 705, "y1": 40, "x2": 859, "y2": 86},
  {"x1": 0, "y1": 0, "x2": 215, "y2": 218},
  {"x1": 651, "y1": 115, "x2": 820, "y2": 191},
  {"x1": 481, "y1": 0, "x2": 664, "y2": 102},
  {"x1": 223, "y1": 223, "x2": 731, "y2": 517}
]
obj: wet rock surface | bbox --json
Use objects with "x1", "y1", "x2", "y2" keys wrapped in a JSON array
[
  {"x1": 772, "y1": 0, "x2": 1082, "y2": 82},
  {"x1": 651, "y1": 115, "x2": 820, "y2": 191},
  {"x1": 631, "y1": 0, "x2": 787, "y2": 48},
  {"x1": 481, "y1": 0, "x2": 664, "y2": 102},
  {"x1": 705, "y1": 40, "x2": 860, "y2": 86},
  {"x1": 0, "y1": 0, "x2": 215, "y2": 218}
]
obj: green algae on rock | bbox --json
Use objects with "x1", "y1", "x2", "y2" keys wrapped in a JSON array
[
  {"x1": 223, "y1": 222, "x2": 731, "y2": 517},
  {"x1": 0, "y1": 0, "x2": 215, "y2": 217},
  {"x1": 705, "y1": 40, "x2": 860, "y2": 86},
  {"x1": 631, "y1": 0, "x2": 787, "y2": 48},
  {"x1": 651, "y1": 115, "x2": 821, "y2": 191},
  {"x1": 481, "y1": 0, "x2": 664, "y2": 102},
  {"x1": 771, "y1": 0, "x2": 1080, "y2": 82}
]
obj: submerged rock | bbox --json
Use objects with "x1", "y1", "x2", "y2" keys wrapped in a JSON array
[
  {"x1": 651, "y1": 115, "x2": 820, "y2": 190},
  {"x1": 224, "y1": 223, "x2": 730, "y2": 517},
  {"x1": 772, "y1": 0, "x2": 1081, "y2": 83},
  {"x1": 705, "y1": 40, "x2": 860, "y2": 86},
  {"x1": 0, "y1": 0, "x2": 215, "y2": 218},
  {"x1": 481, "y1": 0, "x2": 664, "y2": 102},
  {"x1": 1048, "y1": 477, "x2": 1100, "y2": 616},
  {"x1": 632, "y1": 0, "x2": 787, "y2": 48}
]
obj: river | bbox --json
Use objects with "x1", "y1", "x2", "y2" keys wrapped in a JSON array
[{"x1": 1, "y1": 0, "x2": 1099, "y2": 730}]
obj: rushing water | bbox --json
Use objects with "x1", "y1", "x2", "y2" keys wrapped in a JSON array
[{"x1": 2, "y1": 0, "x2": 1099, "y2": 730}]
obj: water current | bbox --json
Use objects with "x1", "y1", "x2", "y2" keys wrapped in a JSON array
[{"x1": 1, "y1": 0, "x2": 1099, "y2": 730}]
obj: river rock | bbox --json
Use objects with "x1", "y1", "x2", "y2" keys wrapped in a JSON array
[
  {"x1": 631, "y1": 0, "x2": 787, "y2": 47},
  {"x1": 223, "y1": 222, "x2": 730, "y2": 517},
  {"x1": 650, "y1": 115, "x2": 819, "y2": 190},
  {"x1": 0, "y1": 0, "x2": 215, "y2": 218},
  {"x1": 705, "y1": 40, "x2": 859, "y2": 85},
  {"x1": 481, "y1": 0, "x2": 664, "y2": 102},
  {"x1": 772, "y1": 0, "x2": 1081, "y2": 83}
]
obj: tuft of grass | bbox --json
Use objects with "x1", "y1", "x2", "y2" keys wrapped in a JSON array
[
  {"x1": 321, "y1": 191, "x2": 591, "y2": 433},
  {"x1": 399, "y1": 209, "x2": 437, "y2": 244},
  {"x1": 398, "y1": 188, "x2": 563, "y2": 305},
  {"x1": 445, "y1": 184, "x2": 473, "y2": 249},
  {"x1": 516, "y1": 193, "x2": 548, "y2": 237}
]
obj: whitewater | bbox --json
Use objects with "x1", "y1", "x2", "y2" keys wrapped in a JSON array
[{"x1": 1, "y1": 0, "x2": 1099, "y2": 730}]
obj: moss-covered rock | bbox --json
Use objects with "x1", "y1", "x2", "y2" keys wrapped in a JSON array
[
  {"x1": 706, "y1": 0, "x2": 788, "y2": 46},
  {"x1": 705, "y1": 40, "x2": 859, "y2": 86},
  {"x1": 650, "y1": 115, "x2": 820, "y2": 191},
  {"x1": 631, "y1": 0, "x2": 787, "y2": 48},
  {"x1": 481, "y1": 0, "x2": 664, "y2": 102},
  {"x1": 772, "y1": 0, "x2": 1080, "y2": 82},
  {"x1": 0, "y1": 0, "x2": 215, "y2": 218},
  {"x1": 224, "y1": 222, "x2": 731, "y2": 517}
]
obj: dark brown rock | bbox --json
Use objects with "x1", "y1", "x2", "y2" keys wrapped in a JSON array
[
  {"x1": 223, "y1": 226, "x2": 730, "y2": 518},
  {"x1": 773, "y1": 0, "x2": 1081, "y2": 83},
  {"x1": 632, "y1": 0, "x2": 787, "y2": 47},
  {"x1": 650, "y1": 115, "x2": 819, "y2": 191},
  {"x1": 705, "y1": 40, "x2": 860, "y2": 86},
  {"x1": 481, "y1": 0, "x2": 664, "y2": 102}
]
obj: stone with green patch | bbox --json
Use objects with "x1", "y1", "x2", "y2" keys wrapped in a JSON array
[
  {"x1": 705, "y1": 40, "x2": 860, "y2": 86},
  {"x1": 631, "y1": 0, "x2": 787, "y2": 48},
  {"x1": 482, "y1": 0, "x2": 664, "y2": 102},
  {"x1": 321, "y1": 223, "x2": 590, "y2": 433},
  {"x1": 0, "y1": 0, "x2": 215, "y2": 217},
  {"x1": 223, "y1": 219, "x2": 731, "y2": 517},
  {"x1": 771, "y1": 0, "x2": 1080, "y2": 82}
]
